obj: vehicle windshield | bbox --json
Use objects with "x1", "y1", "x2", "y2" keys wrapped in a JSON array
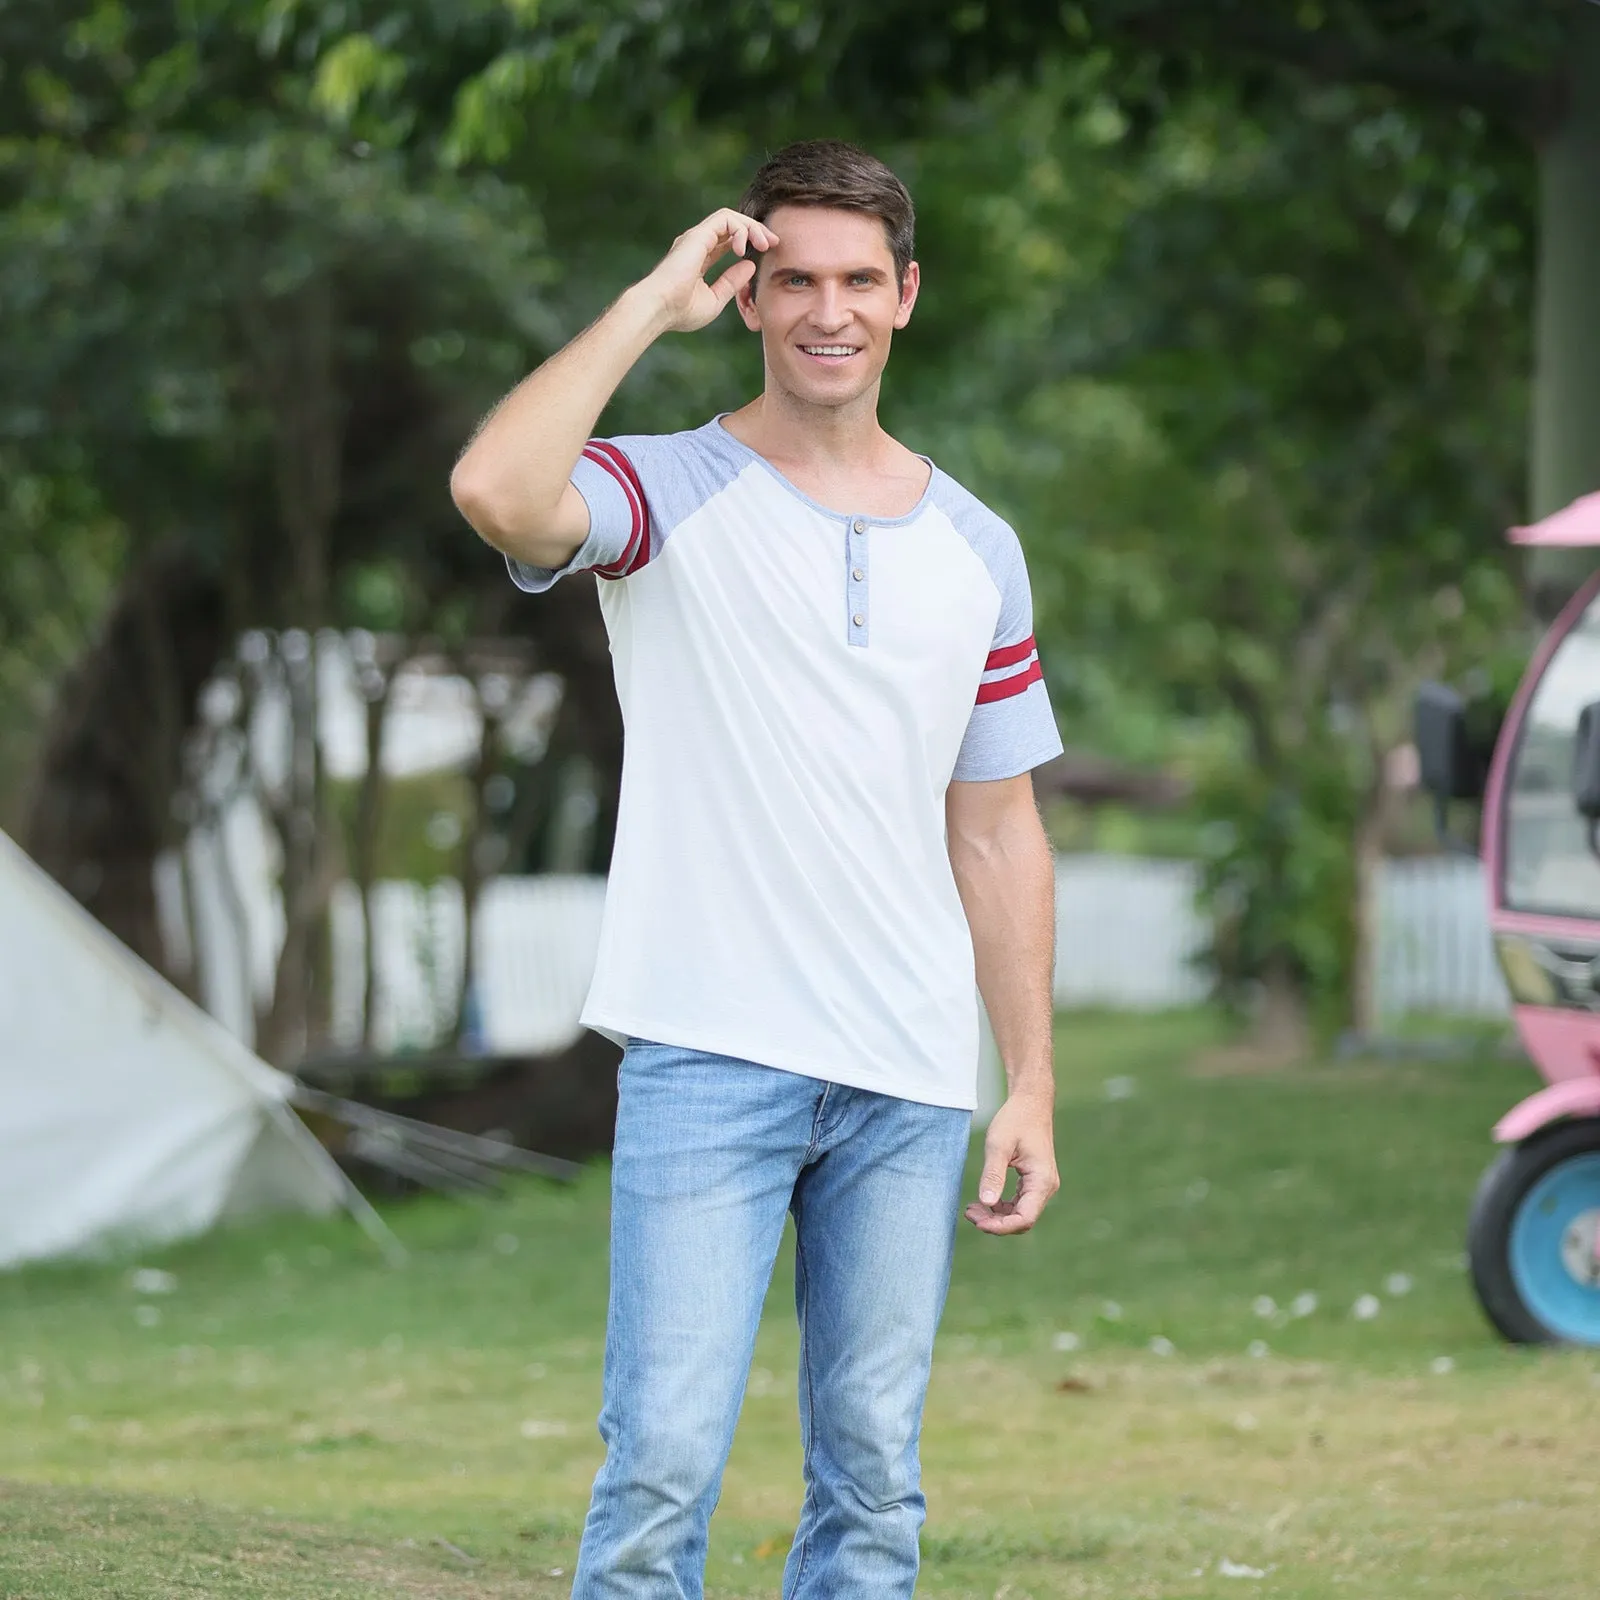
[{"x1": 1504, "y1": 586, "x2": 1600, "y2": 916}]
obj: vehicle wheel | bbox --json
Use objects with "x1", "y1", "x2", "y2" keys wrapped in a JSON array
[{"x1": 1468, "y1": 1118, "x2": 1600, "y2": 1346}]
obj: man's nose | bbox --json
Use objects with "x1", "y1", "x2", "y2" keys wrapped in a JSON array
[{"x1": 809, "y1": 285, "x2": 849, "y2": 331}]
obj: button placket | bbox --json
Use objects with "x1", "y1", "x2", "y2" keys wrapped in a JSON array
[{"x1": 846, "y1": 517, "x2": 870, "y2": 647}]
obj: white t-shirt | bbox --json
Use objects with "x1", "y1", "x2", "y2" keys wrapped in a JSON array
[{"x1": 508, "y1": 418, "x2": 1062, "y2": 1109}]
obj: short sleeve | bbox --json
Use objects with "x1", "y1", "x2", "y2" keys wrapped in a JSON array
[
  {"x1": 505, "y1": 440, "x2": 650, "y2": 594},
  {"x1": 951, "y1": 536, "x2": 1064, "y2": 783}
]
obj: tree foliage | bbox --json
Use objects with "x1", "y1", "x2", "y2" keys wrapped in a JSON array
[{"x1": 0, "y1": 0, "x2": 1555, "y2": 1048}]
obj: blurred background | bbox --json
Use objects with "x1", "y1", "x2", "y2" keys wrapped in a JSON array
[
  {"x1": 14, "y1": 9, "x2": 1600, "y2": 1595},
  {"x1": 3, "y1": 0, "x2": 1595, "y2": 1163}
]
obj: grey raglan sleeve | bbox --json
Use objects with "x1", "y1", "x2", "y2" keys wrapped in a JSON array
[
  {"x1": 951, "y1": 526, "x2": 1064, "y2": 782},
  {"x1": 505, "y1": 439, "x2": 651, "y2": 594}
]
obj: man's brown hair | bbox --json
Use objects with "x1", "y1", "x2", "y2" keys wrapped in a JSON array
[{"x1": 739, "y1": 139, "x2": 915, "y2": 289}]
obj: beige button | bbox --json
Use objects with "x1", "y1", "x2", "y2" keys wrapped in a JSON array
[
  {"x1": 852, "y1": 518, "x2": 867, "y2": 534},
  {"x1": 852, "y1": 567, "x2": 865, "y2": 581},
  {"x1": 852, "y1": 613, "x2": 865, "y2": 627}
]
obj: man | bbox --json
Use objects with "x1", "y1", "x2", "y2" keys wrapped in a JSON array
[{"x1": 451, "y1": 139, "x2": 1062, "y2": 1599}]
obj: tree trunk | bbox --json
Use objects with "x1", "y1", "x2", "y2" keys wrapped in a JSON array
[
  {"x1": 452, "y1": 668, "x2": 511, "y2": 1046},
  {"x1": 248, "y1": 279, "x2": 344, "y2": 1065},
  {"x1": 22, "y1": 548, "x2": 227, "y2": 973},
  {"x1": 1349, "y1": 754, "x2": 1406, "y2": 1040},
  {"x1": 1253, "y1": 947, "x2": 1311, "y2": 1061},
  {"x1": 1528, "y1": 7, "x2": 1600, "y2": 614},
  {"x1": 354, "y1": 656, "x2": 399, "y2": 1049}
]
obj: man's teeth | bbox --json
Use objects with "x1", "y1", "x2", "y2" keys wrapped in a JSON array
[{"x1": 802, "y1": 345, "x2": 858, "y2": 356}]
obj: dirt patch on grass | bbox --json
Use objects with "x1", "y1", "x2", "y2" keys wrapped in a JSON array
[{"x1": 1187, "y1": 1039, "x2": 1311, "y2": 1077}]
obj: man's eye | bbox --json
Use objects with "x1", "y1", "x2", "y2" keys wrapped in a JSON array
[{"x1": 786, "y1": 275, "x2": 808, "y2": 287}]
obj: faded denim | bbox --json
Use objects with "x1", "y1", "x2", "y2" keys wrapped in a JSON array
[{"x1": 570, "y1": 1038, "x2": 972, "y2": 1600}]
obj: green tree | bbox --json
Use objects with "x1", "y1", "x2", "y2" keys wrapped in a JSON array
[
  {"x1": 0, "y1": 8, "x2": 570, "y2": 1053},
  {"x1": 0, "y1": 1, "x2": 764, "y2": 1054},
  {"x1": 2, "y1": 0, "x2": 1566, "y2": 1051},
  {"x1": 437, "y1": 0, "x2": 1590, "y2": 557},
  {"x1": 890, "y1": 68, "x2": 1531, "y2": 1039}
]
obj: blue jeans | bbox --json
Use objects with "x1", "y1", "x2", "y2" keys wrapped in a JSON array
[{"x1": 571, "y1": 1039, "x2": 972, "y2": 1600}]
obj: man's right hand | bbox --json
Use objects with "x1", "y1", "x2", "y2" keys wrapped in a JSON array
[
  {"x1": 640, "y1": 209, "x2": 779, "y2": 334},
  {"x1": 452, "y1": 210, "x2": 777, "y2": 570}
]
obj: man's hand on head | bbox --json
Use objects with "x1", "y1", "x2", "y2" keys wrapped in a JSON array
[
  {"x1": 965, "y1": 1091, "x2": 1059, "y2": 1236},
  {"x1": 639, "y1": 209, "x2": 779, "y2": 335}
]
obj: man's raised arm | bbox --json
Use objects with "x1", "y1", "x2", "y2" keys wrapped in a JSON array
[{"x1": 450, "y1": 209, "x2": 777, "y2": 572}]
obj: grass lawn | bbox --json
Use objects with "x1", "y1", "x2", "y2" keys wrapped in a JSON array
[{"x1": 4, "y1": 1010, "x2": 1599, "y2": 1599}]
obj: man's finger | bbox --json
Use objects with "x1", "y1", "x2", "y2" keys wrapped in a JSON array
[
  {"x1": 977, "y1": 1143, "x2": 1011, "y2": 1207},
  {"x1": 722, "y1": 208, "x2": 768, "y2": 236},
  {"x1": 701, "y1": 209, "x2": 761, "y2": 246},
  {"x1": 706, "y1": 258, "x2": 757, "y2": 310},
  {"x1": 700, "y1": 227, "x2": 736, "y2": 267},
  {"x1": 726, "y1": 212, "x2": 779, "y2": 249},
  {"x1": 965, "y1": 1204, "x2": 1031, "y2": 1236},
  {"x1": 1011, "y1": 1159, "x2": 1060, "y2": 1225}
]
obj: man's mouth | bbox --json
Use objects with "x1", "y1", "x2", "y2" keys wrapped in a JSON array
[{"x1": 797, "y1": 344, "x2": 861, "y2": 363}]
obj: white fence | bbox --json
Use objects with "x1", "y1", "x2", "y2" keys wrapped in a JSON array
[
  {"x1": 161, "y1": 838, "x2": 1508, "y2": 1051},
  {"x1": 1052, "y1": 856, "x2": 1210, "y2": 1009},
  {"x1": 1373, "y1": 857, "x2": 1508, "y2": 1018},
  {"x1": 327, "y1": 876, "x2": 606, "y2": 1054},
  {"x1": 1049, "y1": 854, "x2": 1508, "y2": 1019},
  {"x1": 309, "y1": 853, "x2": 1507, "y2": 1056}
]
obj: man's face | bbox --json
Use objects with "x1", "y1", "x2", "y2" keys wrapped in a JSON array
[{"x1": 736, "y1": 204, "x2": 919, "y2": 409}]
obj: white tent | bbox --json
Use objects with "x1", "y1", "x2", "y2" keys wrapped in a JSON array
[{"x1": 0, "y1": 830, "x2": 395, "y2": 1271}]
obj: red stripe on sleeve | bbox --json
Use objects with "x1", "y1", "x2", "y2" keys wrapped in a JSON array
[
  {"x1": 585, "y1": 441, "x2": 650, "y2": 577},
  {"x1": 579, "y1": 447, "x2": 641, "y2": 577},
  {"x1": 580, "y1": 445, "x2": 643, "y2": 577},
  {"x1": 985, "y1": 634, "x2": 1036, "y2": 671},
  {"x1": 975, "y1": 660, "x2": 1043, "y2": 705}
]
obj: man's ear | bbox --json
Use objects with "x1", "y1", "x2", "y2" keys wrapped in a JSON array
[
  {"x1": 892, "y1": 260, "x2": 921, "y2": 330},
  {"x1": 736, "y1": 271, "x2": 762, "y2": 332}
]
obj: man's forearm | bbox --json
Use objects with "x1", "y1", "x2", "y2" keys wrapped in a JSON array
[
  {"x1": 951, "y1": 809, "x2": 1057, "y2": 1101},
  {"x1": 451, "y1": 283, "x2": 671, "y2": 556}
]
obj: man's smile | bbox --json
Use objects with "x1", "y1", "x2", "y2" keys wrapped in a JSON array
[{"x1": 797, "y1": 343, "x2": 861, "y2": 363}]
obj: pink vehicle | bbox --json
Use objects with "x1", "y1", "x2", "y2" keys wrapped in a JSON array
[{"x1": 1417, "y1": 492, "x2": 1600, "y2": 1346}]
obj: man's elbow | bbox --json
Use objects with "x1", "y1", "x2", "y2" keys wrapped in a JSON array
[
  {"x1": 452, "y1": 453, "x2": 588, "y2": 573},
  {"x1": 948, "y1": 808, "x2": 1050, "y2": 877},
  {"x1": 450, "y1": 462, "x2": 546, "y2": 558},
  {"x1": 450, "y1": 457, "x2": 510, "y2": 549}
]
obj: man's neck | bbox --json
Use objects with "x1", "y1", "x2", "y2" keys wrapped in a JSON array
[
  {"x1": 720, "y1": 385, "x2": 930, "y2": 519},
  {"x1": 724, "y1": 385, "x2": 892, "y2": 471}
]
